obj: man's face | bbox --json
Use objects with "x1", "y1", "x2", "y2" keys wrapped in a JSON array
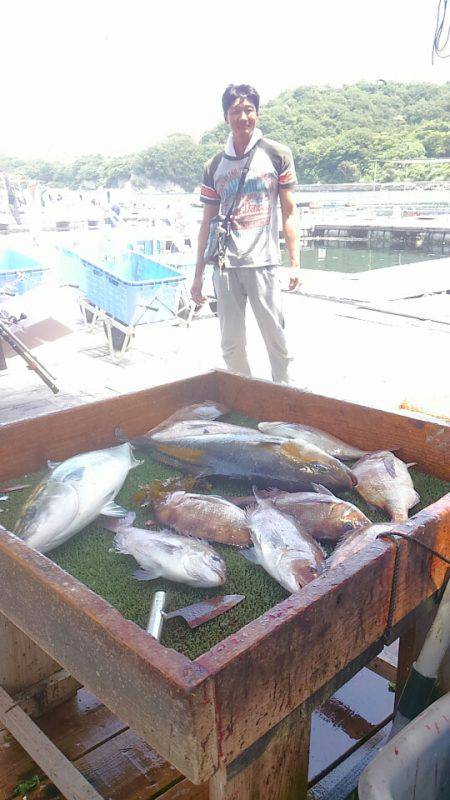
[{"x1": 226, "y1": 96, "x2": 258, "y2": 137}]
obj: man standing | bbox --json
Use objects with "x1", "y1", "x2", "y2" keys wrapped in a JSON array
[{"x1": 191, "y1": 83, "x2": 300, "y2": 384}]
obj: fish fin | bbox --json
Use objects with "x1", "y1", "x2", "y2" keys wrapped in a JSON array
[
  {"x1": 413, "y1": 491, "x2": 421, "y2": 505},
  {"x1": 132, "y1": 567, "x2": 161, "y2": 581},
  {"x1": 382, "y1": 454, "x2": 397, "y2": 479},
  {"x1": 100, "y1": 511, "x2": 135, "y2": 532},
  {"x1": 101, "y1": 500, "x2": 129, "y2": 517},
  {"x1": 406, "y1": 462, "x2": 417, "y2": 469},
  {"x1": 240, "y1": 547, "x2": 259, "y2": 564},
  {"x1": 252, "y1": 485, "x2": 272, "y2": 504},
  {"x1": 47, "y1": 459, "x2": 62, "y2": 469},
  {"x1": 311, "y1": 483, "x2": 335, "y2": 496},
  {"x1": 244, "y1": 504, "x2": 257, "y2": 524}
]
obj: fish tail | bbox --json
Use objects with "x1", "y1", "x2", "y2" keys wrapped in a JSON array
[
  {"x1": 100, "y1": 511, "x2": 135, "y2": 533},
  {"x1": 391, "y1": 510, "x2": 408, "y2": 522}
]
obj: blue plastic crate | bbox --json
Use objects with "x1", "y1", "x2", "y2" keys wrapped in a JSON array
[
  {"x1": 0, "y1": 248, "x2": 48, "y2": 295},
  {"x1": 57, "y1": 247, "x2": 89, "y2": 292},
  {"x1": 83, "y1": 251, "x2": 186, "y2": 325}
]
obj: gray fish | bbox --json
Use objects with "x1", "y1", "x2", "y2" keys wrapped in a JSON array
[
  {"x1": 258, "y1": 421, "x2": 370, "y2": 460},
  {"x1": 327, "y1": 522, "x2": 398, "y2": 569},
  {"x1": 146, "y1": 423, "x2": 357, "y2": 493},
  {"x1": 352, "y1": 451, "x2": 420, "y2": 522},
  {"x1": 242, "y1": 492, "x2": 325, "y2": 593},
  {"x1": 15, "y1": 443, "x2": 139, "y2": 553},
  {"x1": 101, "y1": 512, "x2": 226, "y2": 588}
]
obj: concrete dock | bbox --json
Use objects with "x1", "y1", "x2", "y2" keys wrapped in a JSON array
[{"x1": 1, "y1": 253, "x2": 448, "y2": 425}]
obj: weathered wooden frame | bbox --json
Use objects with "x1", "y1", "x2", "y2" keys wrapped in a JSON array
[{"x1": 0, "y1": 370, "x2": 449, "y2": 798}]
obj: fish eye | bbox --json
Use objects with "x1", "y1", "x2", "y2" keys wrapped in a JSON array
[{"x1": 342, "y1": 521, "x2": 356, "y2": 533}]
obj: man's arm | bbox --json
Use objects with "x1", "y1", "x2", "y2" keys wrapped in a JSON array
[
  {"x1": 279, "y1": 188, "x2": 300, "y2": 291},
  {"x1": 191, "y1": 201, "x2": 219, "y2": 305}
]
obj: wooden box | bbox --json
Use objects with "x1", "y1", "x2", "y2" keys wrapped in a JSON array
[{"x1": 0, "y1": 371, "x2": 449, "y2": 800}]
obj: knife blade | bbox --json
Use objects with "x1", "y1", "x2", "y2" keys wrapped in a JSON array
[{"x1": 163, "y1": 594, "x2": 245, "y2": 628}]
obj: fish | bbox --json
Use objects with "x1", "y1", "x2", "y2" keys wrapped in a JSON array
[
  {"x1": 327, "y1": 522, "x2": 398, "y2": 569},
  {"x1": 119, "y1": 412, "x2": 239, "y2": 449},
  {"x1": 258, "y1": 421, "x2": 370, "y2": 460},
  {"x1": 101, "y1": 512, "x2": 226, "y2": 588},
  {"x1": 137, "y1": 402, "x2": 229, "y2": 437},
  {"x1": 146, "y1": 423, "x2": 357, "y2": 492},
  {"x1": 248, "y1": 485, "x2": 371, "y2": 542},
  {"x1": 152, "y1": 491, "x2": 250, "y2": 547},
  {"x1": 242, "y1": 492, "x2": 326, "y2": 593},
  {"x1": 352, "y1": 451, "x2": 420, "y2": 522},
  {"x1": 14, "y1": 443, "x2": 139, "y2": 553},
  {"x1": 150, "y1": 419, "x2": 258, "y2": 439}
]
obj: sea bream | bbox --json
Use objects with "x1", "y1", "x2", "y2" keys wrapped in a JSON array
[
  {"x1": 327, "y1": 522, "x2": 397, "y2": 569},
  {"x1": 146, "y1": 421, "x2": 357, "y2": 492},
  {"x1": 14, "y1": 443, "x2": 139, "y2": 553},
  {"x1": 244, "y1": 485, "x2": 371, "y2": 542},
  {"x1": 258, "y1": 421, "x2": 370, "y2": 460},
  {"x1": 101, "y1": 512, "x2": 226, "y2": 588},
  {"x1": 152, "y1": 490, "x2": 251, "y2": 547},
  {"x1": 352, "y1": 451, "x2": 420, "y2": 522},
  {"x1": 242, "y1": 492, "x2": 326, "y2": 593}
]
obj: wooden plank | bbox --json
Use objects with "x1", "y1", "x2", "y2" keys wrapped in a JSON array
[
  {"x1": 9, "y1": 669, "x2": 80, "y2": 721},
  {"x1": 368, "y1": 642, "x2": 398, "y2": 684},
  {"x1": 214, "y1": 371, "x2": 450, "y2": 481},
  {"x1": 0, "y1": 531, "x2": 218, "y2": 784},
  {"x1": 197, "y1": 497, "x2": 450, "y2": 766},
  {"x1": 209, "y1": 706, "x2": 311, "y2": 800},
  {"x1": 0, "y1": 689, "x2": 127, "y2": 797},
  {"x1": 157, "y1": 780, "x2": 208, "y2": 799},
  {"x1": 0, "y1": 614, "x2": 60, "y2": 695},
  {"x1": 0, "y1": 371, "x2": 217, "y2": 482},
  {"x1": 71, "y1": 728, "x2": 179, "y2": 800},
  {"x1": 0, "y1": 685, "x2": 103, "y2": 800}
]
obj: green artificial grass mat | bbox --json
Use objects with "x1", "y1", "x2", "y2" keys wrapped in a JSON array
[{"x1": 1, "y1": 412, "x2": 449, "y2": 661}]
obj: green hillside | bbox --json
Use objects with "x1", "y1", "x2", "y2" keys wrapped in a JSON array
[{"x1": 2, "y1": 82, "x2": 449, "y2": 190}]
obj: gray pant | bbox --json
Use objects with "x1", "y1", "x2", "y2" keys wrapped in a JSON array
[{"x1": 212, "y1": 266, "x2": 293, "y2": 384}]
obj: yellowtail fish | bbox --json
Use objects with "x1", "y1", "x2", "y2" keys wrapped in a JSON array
[
  {"x1": 242, "y1": 491, "x2": 325, "y2": 593},
  {"x1": 327, "y1": 522, "x2": 397, "y2": 569},
  {"x1": 101, "y1": 512, "x2": 226, "y2": 588},
  {"x1": 258, "y1": 421, "x2": 370, "y2": 460},
  {"x1": 15, "y1": 444, "x2": 139, "y2": 553},
  {"x1": 152, "y1": 491, "x2": 250, "y2": 547},
  {"x1": 147, "y1": 422, "x2": 357, "y2": 492},
  {"x1": 352, "y1": 451, "x2": 420, "y2": 522}
]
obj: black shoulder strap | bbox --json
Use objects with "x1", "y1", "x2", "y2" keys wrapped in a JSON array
[{"x1": 224, "y1": 141, "x2": 259, "y2": 222}]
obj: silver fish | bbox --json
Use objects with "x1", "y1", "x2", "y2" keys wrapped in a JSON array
[
  {"x1": 327, "y1": 522, "x2": 398, "y2": 569},
  {"x1": 15, "y1": 443, "x2": 139, "y2": 553},
  {"x1": 258, "y1": 421, "x2": 370, "y2": 460},
  {"x1": 352, "y1": 451, "x2": 420, "y2": 522},
  {"x1": 242, "y1": 493, "x2": 325, "y2": 593},
  {"x1": 103, "y1": 513, "x2": 226, "y2": 588},
  {"x1": 148, "y1": 401, "x2": 229, "y2": 434},
  {"x1": 147, "y1": 423, "x2": 357, "y2": 493}
]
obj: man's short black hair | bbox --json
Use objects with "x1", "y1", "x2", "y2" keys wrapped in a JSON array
[{"x1": 222, "y1": 84, "x2": 260, "y2": 117}]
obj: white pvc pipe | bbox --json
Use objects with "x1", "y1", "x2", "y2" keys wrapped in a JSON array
[{"x1": 415, "y1": 580, "x2": 450, "y2": 679}]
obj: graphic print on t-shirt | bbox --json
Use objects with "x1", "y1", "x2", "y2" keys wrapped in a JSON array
[{"x1": 201, "y1": 138, "x2": 297, "y2": 268}]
